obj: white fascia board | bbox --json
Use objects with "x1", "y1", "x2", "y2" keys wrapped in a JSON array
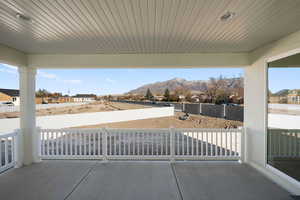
[{"x1": 27, "y1": 53, "x2": 250, "y2": 69}]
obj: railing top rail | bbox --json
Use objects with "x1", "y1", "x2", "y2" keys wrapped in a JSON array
[
  {"x1": 39, "y1": 127, "x2": 244, "y2": 132},
  {"x1": 268, "y1": 128, "x2": 300, "y2": 132},
  {"x1": 0, "y1": 131, "x2": 18, "y2": 138},
  {"x1": 173, "y1": 128, "x2": 244, "y2": 132}
]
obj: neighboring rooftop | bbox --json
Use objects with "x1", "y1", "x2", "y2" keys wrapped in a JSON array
[
  {"x1": 0, "y1": 88, "x2": 19, "y2": 97},
  {"x1": 73, "y1": 94, "x2": 97, "y2": 98}
]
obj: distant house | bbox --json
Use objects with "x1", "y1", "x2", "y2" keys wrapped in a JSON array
[
  {"x1": 269, "y1": 96, "x2": 285, "y2": 104},
  {"x1": 0, "y1": 88, "x2": 20, "y2": 105},
  {"x1": 287, "y1": 90, "x2": 300, "y2": 104},
  {"x1": 45, "y1": 96, "x2": 74, "y2": 104},
  {"x1": 73, "y1": 94, "x2": 96, "y2": 102},
  {"x1": 178, "y1": 95, "x2": 185, "y2": 101},
  {"x1": 154, "y1": 95, "x2": 164, "y2": 101},
  {"x1": 191, "y1": 95, "x2": 200, "y2": 102}
]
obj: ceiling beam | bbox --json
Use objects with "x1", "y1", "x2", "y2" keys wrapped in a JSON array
[
  {"x1": 27, "y1": 53, "x2": 250, "y2": 69},
  {"x1": 0, "y1": 44, "x2": 27, "y2": 67}
]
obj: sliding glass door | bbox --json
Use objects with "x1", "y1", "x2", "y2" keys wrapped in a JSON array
[{"x1": 267, "y1": 55, "x2": 300, "y2": 182}]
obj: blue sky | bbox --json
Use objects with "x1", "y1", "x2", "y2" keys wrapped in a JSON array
[
  {"x1": 268, "y1": 68, "x2": 300, "y2": 93},
  {"x1": 0, "y1": 63, "x2": 244, "y2": 95},
  {"x1": 2, "y1": 63, "x2": 297, "y2": 95}
]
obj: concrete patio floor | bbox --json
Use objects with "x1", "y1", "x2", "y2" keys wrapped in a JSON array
[{"x1": 0, "y1": 161, "x2": 294, "y2": 200}]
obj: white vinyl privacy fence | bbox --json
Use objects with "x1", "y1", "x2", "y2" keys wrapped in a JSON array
[{"x1": 39, "y1": 128, "x2": 244, "y2": 161}]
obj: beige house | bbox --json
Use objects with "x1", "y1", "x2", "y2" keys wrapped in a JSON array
[
  {"x1": 287, "y1": 90, "x2": 300, "y2": 104},
  {"x1": 0, "y1": 88, "x2": 20, "y2": 105},
  {"x1": 73, "y1": 94, "x2": 96, "y2": 102}
]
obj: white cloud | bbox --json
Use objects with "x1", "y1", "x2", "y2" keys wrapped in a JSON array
[
  {"x1": 63, "y1": 79, "x2": 82, "y2": 84},
  {"x1": 126, "y1": 69, "x2": 137, "y2": 72},
  {"x1": 38, "y1": 70, "x2": 82, "y2": 84},
  {"x1": 105, "y1": 78, "x2": 116, "y2": 83},
  {"x1": 38, "y1": 71, "x2": 58, "y2": 79},
  {"x1": 0, "y1": 64, "x2": 17, "y2": 74},
  {"x1": 2, "y1": 64, "x2": 17, "y2": 70},
  {"x1": 1, "y1": 66, "x2": 83, "y2": 85}
]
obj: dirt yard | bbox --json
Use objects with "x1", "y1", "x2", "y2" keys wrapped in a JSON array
[
  {"x1": 0, "y1": 101, "x2": 150, "y2": 119},
  {"x1": 268, "y1": 108, "x2": 300, "y2": 116},
  {"x1": 74, "y1": 112, "x2": 243, "y2": 129}
]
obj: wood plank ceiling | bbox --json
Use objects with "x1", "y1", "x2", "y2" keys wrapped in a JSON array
[{"x1": 1, "y1": 0, "x2": 300, "y2": 54}]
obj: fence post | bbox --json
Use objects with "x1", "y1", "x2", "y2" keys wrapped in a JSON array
[
  {"x1": 14, "y1": 129, "x2": 23, "y2": 168},
  {"x1": 182, "y1": 103, "x2": 185, "y2": 112},
  {"x1": 102, "y1": 128, "x2": 108, "y2": 162},
  {"x1": 169, "y1": 127, "x2": 175, "y2": 162},
  {"x1": 199, "y1": 103, "x2": 202, "y2": 115},
  {"x1": 223, "y1": 104, "x2": 226, "y2": 118}
]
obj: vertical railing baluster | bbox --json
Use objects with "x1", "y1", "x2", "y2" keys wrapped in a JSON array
[
  {"x1": 137, "y1": 132, "x2": 140, "y2": 156},
  {"x1": 102, "y1": 128, "x2": 108, "y2": 161},
  {"x1": 230, "y1": 131, "x2": 232, "y2": 157},
  {"x1": 210, "y1": 131, "x2": 213, "y2": 156},
  {"x1": 141, "y1": 132, "x2": 144, "y2": 156},
  {"x1": 160, "y1": 132, "x2": 163, "y2": 156},
  {"x1": 88, "y1": 132, "x2": 91, "y2": 156},
  {"x1": 97, "y1": 132, "x2": 100, "y2": 156},
  {"x1": 114, "y1": 132, "x2": 117, "y2": 156},
  {"x1": 177, "y1": 132, "x2": 179, "y2": 156},
  {"x1": 225, "y1": 131, "x2": 228, "y2": 157},
  {"x1": 79, "y1": 132, "x2": 82, "y2": 156},
  {"x1": 74, "y1": 131, "x2": 77, "y2": 156},
  {"x1": 170, "y1": 128, "x2": 175, "y2": 161},
  {"x1": 0, "y1": 138, "x2": 2, "y2": 167},
  {"x1": 187, "y1": 132, "x2": 190, "y2": 156},
  {"x1": 70, "y1": 131, "x2": 73, "y2": 156},
  {"x1": 206, "y1": 132, "x2": 208, "y2": 157},
  {"x1": 235, "y1": 131, "x2": 238, "y2": 156},
  {"x1": 4, "y1": 138, "x2": 8, "y2": 165},
  {"x1": 200, "y1": 131, "x2": 203, "y2": 156},
  {"x1": 182, "y1": 132, "x2": 184, "y2": 155},
  {"x1": 151, "y1": 132, "x2": 154, "y2": 156},
  {"x1": 47, "y1": 131, "x2": 50, "y2": 156},
  {"x1": 220, "y1": 130, "x2": 223, "y2": 156},
  {"x1": 60, "y1": 131, "x2": 64, "y2": 156},
  {"x1": 41, "y1": 130, "x2": 45, "y2": 156},
  {"x1": 55, "y1": 131, "x2": 58, "y2": 156},
  {"x1": 118, "y1": 132, "x2": 121, "y2": 156}
]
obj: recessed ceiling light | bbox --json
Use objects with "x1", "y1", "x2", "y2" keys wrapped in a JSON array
[
  {"x1": 16, "y1": 13, "x2": 31, "y2": 22},
  {"x1": 220, "y1": 11, "x2": 236, "y2": 22}
]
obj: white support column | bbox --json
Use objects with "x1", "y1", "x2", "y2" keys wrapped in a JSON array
[{"x1": 18, "y1": 66, "x2": 40, "y2": 165}]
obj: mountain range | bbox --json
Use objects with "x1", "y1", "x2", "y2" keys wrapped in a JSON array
[{"x1": 127, "y1": 77, "x2": 243, "y2": 95}]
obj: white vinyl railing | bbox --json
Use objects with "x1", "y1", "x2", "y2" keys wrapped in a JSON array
[
  {"x1": 268, "y1": 129, "x2": 300, "y2": 159},
  {"x1": 0, "y1": 131, "x2": 19, "y2": 173},
  {"x1": 39, "y1": 128, "x2": 243, "y2": 161},
  {"x1": 39, "y1": 129, "x2": 104, "y2": 159}
]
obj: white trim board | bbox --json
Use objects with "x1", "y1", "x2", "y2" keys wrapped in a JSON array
[{"x1": 249, "y1": 161, "x2": 300, "y2": 195}]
